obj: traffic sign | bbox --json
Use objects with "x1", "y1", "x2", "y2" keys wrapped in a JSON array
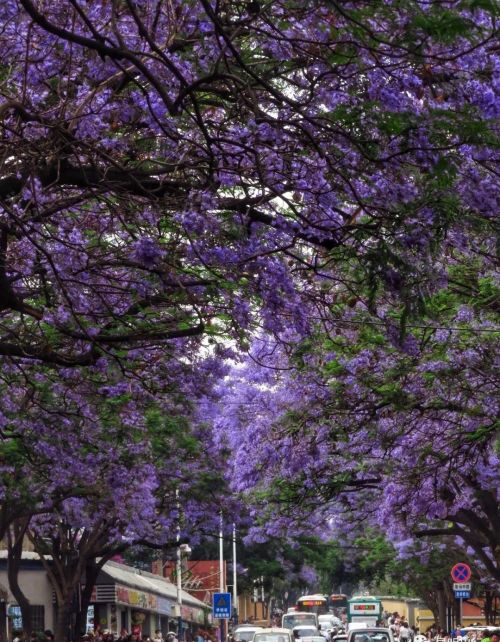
[
  {"x1": 451, "y1": 563, "x2": 472, "y2": 583},
  {"x1": 453, "y1": 583, "x2": 471, "y2": 591},
  {"x1": 454, "y1": 590, "x2": 471, "y2": 599},
  {"x1": 213, "y1": 592, "x2": 232, "y2": 619}
]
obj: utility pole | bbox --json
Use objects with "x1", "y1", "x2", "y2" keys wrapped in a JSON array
[
  {"x1": 232, "y1": 524, "x2": 238, "y2": 626},
  {"x1": 176, "y1": 490, "x2": 183, "y2": 642},
  {"x1": 219, "y1": 514, "x2": 225, "y2": 642}
]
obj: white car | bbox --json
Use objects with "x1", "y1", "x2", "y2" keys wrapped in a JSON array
[
  {"x1": 235, "y1": 627, "x2": 263, "y2": 642},
  {"x1": 293, "y1": 627, "x2": 321, "y2": 639},
  {"x1": 319, "y1": 617, "x2": 342, "y2": 629},
  {"x1": 253, "y1": 628, "x2": 294, "y2": 642},
  {"x1": 347, "y1": 628, "x2": 395, "y2": 642}
]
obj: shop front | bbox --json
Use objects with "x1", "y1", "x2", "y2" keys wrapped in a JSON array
[
  {"x1": 90, "y1": 561, "x2": 207, "y2": 638},
  {"x1": 114, "y1": 584, "x2": 174, "y2": 635}
]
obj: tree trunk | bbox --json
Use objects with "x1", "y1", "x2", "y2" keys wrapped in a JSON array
[
  {"x1": 437, "y1": 585, "x2": 447, "y2": 630},
  {"x1": 426, "y1": 591, "x2": 440, "y2": 627},
  {"x1": 54, "y1": 597, "x2": 73, "y2": 642},
  {"x1": 0, "y1": 597, "x2": 8, "y2": 642},
  {"x1": 7, "y1": 520, "x2": 33, "y2": 638},
  {"x1": 74, "y1": 561, "x2": 100, "y2": 639}
]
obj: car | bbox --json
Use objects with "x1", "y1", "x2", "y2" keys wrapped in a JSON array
[
  {"x1": 283, "y1": 613, "x2": 319, "y2": 630},
  {"x1": 332, "y1": 636, "x2": 347, "y2": 642},
  {"x1": 293, "y1": 627, "x2": 321, "y2": 639},
  {"x1": 234, "y1": 627, "x2": 264, "y2": 642},
  {"x1": 319, "y1": 617, "x2": 343, "y2": 640},
  {"x1": 347, "y1": 625, "x2": 368, "y2": 632},
  {"x1": 252, "y1": 628, "x2": 295, "y2": 642},
  {"x1": 301, "y1": 637, "x2": 327, "y2": 642},
  {"x1": 347, "y1": 627, "x2": 395, "y2": 642},
  {"x1": 319, "y1": 617, "x2": 342, "y2": 630}
]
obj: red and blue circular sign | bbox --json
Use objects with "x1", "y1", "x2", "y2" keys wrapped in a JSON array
[{"x1": 451, "y1": 563, "x2": 472, "y2": 583}]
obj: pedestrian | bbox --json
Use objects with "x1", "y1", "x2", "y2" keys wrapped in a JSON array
[
  {"x1": 400, "y1": 622, "x2": 412, "y2": 642},
  {"x1": 153, "y1": 631, "x2": 163, "y2": 642}
]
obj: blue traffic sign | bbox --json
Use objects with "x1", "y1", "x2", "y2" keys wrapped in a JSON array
[
  {"x1": 454, "y1": 590, "x2": 470, "y2": 599},
  {"x1": 213, "y1": 592, "x2": 232, "y2": 619}
]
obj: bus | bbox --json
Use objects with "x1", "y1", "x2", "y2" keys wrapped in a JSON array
[
  {"x1": 330, "y1": 594, "x2": 348, "y2": 610},
  {"x1": 297, "y1": 595, "x2": 328, "y2": 615},
  {"x1": 347, "y1": 596, "x2": 382, "y2": 627}
]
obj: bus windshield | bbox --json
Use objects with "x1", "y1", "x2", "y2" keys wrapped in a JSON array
[{"x1": 282, "y1": 613, "x2": 318, "y2": 630}]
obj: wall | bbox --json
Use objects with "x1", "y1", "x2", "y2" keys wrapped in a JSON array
[
  {"x1": 236, "y1": 595, "x2": 267, "y2": 626},
  {"x1": 0, "y1": 566, "x2": 54, "y2": 632}
]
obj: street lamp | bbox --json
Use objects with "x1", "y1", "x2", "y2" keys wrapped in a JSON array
[
  {"x1": 232, "y1": 524, "x2": 238, "y2": 627},
  {"x1": 176, "y1": 542, "x2": 191, "y2": 640}
]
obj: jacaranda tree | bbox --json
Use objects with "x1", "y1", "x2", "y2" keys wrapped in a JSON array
[
  {"x1": 0, "y1": 2, "x2": 498, "y2": 636},
  {"x1": 0, "y1": 0, "x2": 497, "y2": 368},
  {"x1": 211, "y1": 248, "x2": 499, "y2": 580}
]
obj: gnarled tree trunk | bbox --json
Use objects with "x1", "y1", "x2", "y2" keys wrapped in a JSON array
[{"x1": 7, "y1": 520, "x2": 33, "y2": 638}]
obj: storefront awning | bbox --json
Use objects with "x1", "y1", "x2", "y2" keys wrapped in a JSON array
[{"x1": 96, "y1": 561, "x2": 207, "y2": 622}]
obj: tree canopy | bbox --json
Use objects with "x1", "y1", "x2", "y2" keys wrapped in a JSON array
[{"x1": 0, "y1": 2, "x2": 498, "y2": 636}]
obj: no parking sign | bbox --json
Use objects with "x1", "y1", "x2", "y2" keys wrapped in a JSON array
[{"x1": 451, "y1": 563, "x2": 472, "y2": 583}]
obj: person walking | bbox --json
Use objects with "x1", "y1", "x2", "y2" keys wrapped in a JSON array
[{"x1": 400, "y1": 622, "x2": 411, "y2": 642}]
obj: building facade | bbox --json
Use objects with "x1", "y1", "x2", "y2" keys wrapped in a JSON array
[{"x1": 0, "y1": 553, "x2": 208, "y2": 639}]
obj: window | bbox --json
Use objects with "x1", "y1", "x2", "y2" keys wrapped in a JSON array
[
  {"x1": 9, "y1": 605, "x2": 44, "y2": 632},
  {"x1": 10, "y1": 606, "x2": 22, "y2": 631},
  {"x1": 32, "y1": 605, "x2": 45, "y2": 632}
]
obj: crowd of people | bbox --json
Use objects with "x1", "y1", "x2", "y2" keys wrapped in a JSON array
[
  {"x1": 381, "y1": 612, "x2": 500, "y2": 642},
  {"x1": 79, "y1": 630, "x2": 218, "y2": 642},
  {"x1": 13, "y1": 628, "x2": 218, "y2": 642},
  {"x1": 383, "y1": 612, "x2": 418, "y2": 642},
  {"x1": 425, "y1": 627, "x2": 500, "y2": 642},
  {"x1": 81, "y1": 629, "x2": 176, "y2": 642}
]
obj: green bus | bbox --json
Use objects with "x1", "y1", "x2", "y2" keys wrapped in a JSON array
[{"x1": 347, "y1": 596, "x2": 383, "y2": 626}]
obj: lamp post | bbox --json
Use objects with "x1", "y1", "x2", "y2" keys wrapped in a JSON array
[
  {"x1": 175, "y1": 489, "x2": 191, "y2": 641},
  {"x1": 219, "y1": 514, "x2": 225, "y2": 642},
  {"x1": 176, "y1": 542, "x2": 191, "y2": 640},
  {"x1": 232, "y1": 524, "x2": 238, "y2": 627}
]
